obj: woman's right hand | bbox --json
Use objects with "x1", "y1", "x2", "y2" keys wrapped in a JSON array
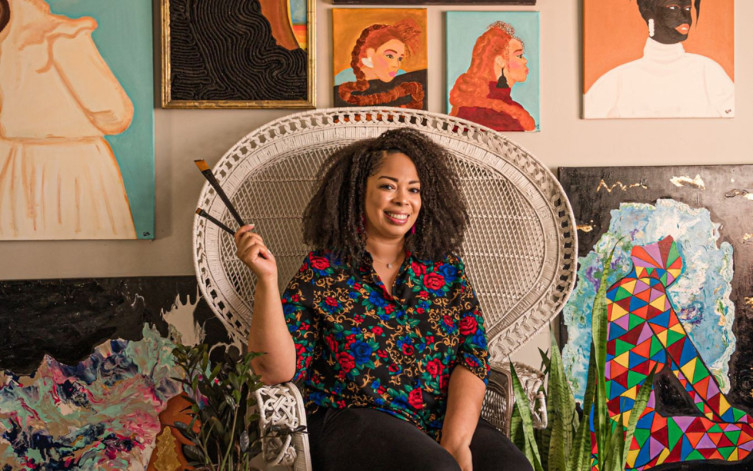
[{"x1": 234, "y1": 225, "x2": 277, "y2": 281}]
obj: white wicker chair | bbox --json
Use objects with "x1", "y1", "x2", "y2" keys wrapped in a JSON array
[{"x1": 193, "y1": 108, "x2": 576, "y2": 470}]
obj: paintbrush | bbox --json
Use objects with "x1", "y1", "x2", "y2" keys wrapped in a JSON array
[
  {"x1": 194, "y1": 159, "x2": 246, "y2": 227},
  {"x1": 195, "y1": 208, "x2": 234, "y2": 235}
]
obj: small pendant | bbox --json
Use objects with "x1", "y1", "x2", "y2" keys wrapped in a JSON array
[{"x1": 387, "y1": 263, "x2": 393, "y2": 269}]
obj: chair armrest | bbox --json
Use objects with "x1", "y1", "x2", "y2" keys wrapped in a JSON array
[
  {"x1": 481, "y1": 362, "x2": 547, "y2": 436},
  {"x1": 254, "y1": 382, "x2": 312, "y2": 471}
]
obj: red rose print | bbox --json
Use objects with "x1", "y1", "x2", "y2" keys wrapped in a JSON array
[
  {"x1": 418, "y1": 290, "x2": 429, "y2": 299},
  {"x1": 402, "y1": 344, "x2": 415, "y2": 356},
  {"x1": 325, "y1": 335, "x2": 338, "y2": 353},
  {"x1": 464, "y1": 356, "x2": 479, "y2": 368},
  {"x1": 385, "y1": 304, "x2": 394, "y2": 314},
  {"x1": 388, "y1": 364, "x2": 400, "y2": 373},
  {"x1": 310, "y1": 256, "x2": 330, "y2": 270},
  {"x1": 411, "y1": 261, "x2": 426, "y2": 276},
  {"x1": 424, "y1": 273, "x2": 445, "y2": 291},
  {"x1": 372, "y1": 326, "x2": 383, "y2": 335},
  {"x1": 377, "y1": 349, "x2": 387, "y2": 358},
  {"x1": 325, "y1": 297, "x2": 337, "y2": 307},
  {"x1": 338, "y1": 352, "x2": 356, "y2": 373},
  {"x1": 459, "y1": 317, "x2": 478, "y2": 336},
  {"x1": 426, "y1": 358, "x2": 444, "y2": 377},
  {"x1": 408, "y1": 388, "x2": 423, "y2": 409}
]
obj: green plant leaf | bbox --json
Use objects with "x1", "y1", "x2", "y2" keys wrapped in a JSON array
[
  {"x1": 182, "y1": 444, "x2": 205, "y2": 463},
  {"x1": 567, "y1": 345, "x2": 596, "y2": 471},
  {"x1": 547, "y1": 328, "x2": 577, "y2": 471},
  {"x1": 622, "y1": 365, "x2": 657, "y2": 468},
  {"x1": 510, "y1": 361, "x2": 544, "y2": 471},
  {"x1": 591, "y1": 245, "x2": 618, "y2": 469}
]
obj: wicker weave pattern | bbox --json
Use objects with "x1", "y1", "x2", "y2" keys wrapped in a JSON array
[{"x1": 193, "y1": 108, "x2": 576, "y2": 363}]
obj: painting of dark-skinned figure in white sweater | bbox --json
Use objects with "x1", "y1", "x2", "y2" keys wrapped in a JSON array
[{"x1": 583, "y1": 0, "x2": 734, "y2": 119}]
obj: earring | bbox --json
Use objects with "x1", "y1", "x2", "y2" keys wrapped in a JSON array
[
  {"x1": 648, "y1": 18, "x2": 655, "y2": 38},
  {"x1": 361, "y1": 57, "x2": 374, "y2": 68},
  {"x1": 410, "y1": 224, "x2": 416, "y2": 235}
]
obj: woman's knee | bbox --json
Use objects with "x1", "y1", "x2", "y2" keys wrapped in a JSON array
[{"x1": 470, "y1": 419, "x2": 533, "y2": 471}]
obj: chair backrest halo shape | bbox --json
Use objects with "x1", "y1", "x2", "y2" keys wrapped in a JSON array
[{"x1": 193, "y1": 107, "x2": 576, "y2": 365}]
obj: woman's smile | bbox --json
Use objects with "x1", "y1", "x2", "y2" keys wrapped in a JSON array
[{"x1": 364, "y1": 151, "x2": 422, "y2": 240}]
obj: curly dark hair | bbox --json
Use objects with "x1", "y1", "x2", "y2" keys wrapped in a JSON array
[
  {"x1": 0, "y1": 0, "x2": 9, "y2": 35},
  {"x1": 302, "y1": 128, "x2": 468, "y2": 264}
]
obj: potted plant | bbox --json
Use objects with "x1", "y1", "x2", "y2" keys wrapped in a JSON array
[
  {"x1": 510, "y1": 247, "x2": 656, "y2": 471},
  {"x1": 171, "y1": 343, "x2": 265, "y2": 470}
]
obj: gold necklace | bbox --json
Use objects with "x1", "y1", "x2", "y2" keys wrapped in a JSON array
[{"x1": 371, "y1": 251, "x2": 403, "y2": 269}]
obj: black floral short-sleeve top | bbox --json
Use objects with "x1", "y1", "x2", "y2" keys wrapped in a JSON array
[{"x1": 281, "y1": 249, "x2": 489, "y2": 440}]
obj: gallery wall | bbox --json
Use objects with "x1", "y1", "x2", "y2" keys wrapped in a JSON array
[{"x1": 1, "y1": 0, "x2": 750, "y2": 361}]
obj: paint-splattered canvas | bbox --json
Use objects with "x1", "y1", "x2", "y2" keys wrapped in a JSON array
[
  {"x1": 446, "y1": 11, "x2": 540, "y2": 132},
  {"x1": 0, "y1": 0, "x2": 155, "y2": 240},
  {"x1": 332, "y1": 8, "x2": 428, "y2": 110},
  {"x1": 583, "y1": 0, "x2": 734, "y2": 119},
  {"x1": 559, "y1": 165, "x2": 753, "y2": 470},
  {"x1": 0, "y1": 276, "x2": 233, "y2": 468},
  {"x1": 162, "y1": 0, "x2": 314, "y2": 109}
]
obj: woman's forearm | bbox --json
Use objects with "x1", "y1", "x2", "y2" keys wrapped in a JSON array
[
  {"x1": 248, "y1": 276, "x2": 296, "y2": 384},
  {"x1": 440, "y1": 365, "x2": 486, "y2": 451}
]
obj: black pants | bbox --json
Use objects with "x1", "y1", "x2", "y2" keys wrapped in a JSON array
[{"x1": 306, "y1": 408, "x2": 533, "y2": 471}]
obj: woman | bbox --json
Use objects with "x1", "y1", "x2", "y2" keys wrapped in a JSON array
[
  {"x1": 449, "y1": 21, "x2": 535, "y2": 132},
  {"x1": 0, "y1": 0, "x2": 136, "y2": 239},
  {"x1": 584, "y1": 0, "x2": 733, "y2": 118},
  {"x1": 334, "y1": 20, "x2": 426, "y2": 110},
  {"x1": 234, "y1": 129, "x2": 531, "y2": 471}
]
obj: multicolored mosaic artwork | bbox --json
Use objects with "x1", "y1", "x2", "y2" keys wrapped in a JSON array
[{"x1": 605, "y1": 237, "x2": 753, "y2": 469}]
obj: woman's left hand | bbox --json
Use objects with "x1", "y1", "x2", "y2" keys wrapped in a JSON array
[{"x1": 442, "y1": 442, "x2": 473, "y2": 471}]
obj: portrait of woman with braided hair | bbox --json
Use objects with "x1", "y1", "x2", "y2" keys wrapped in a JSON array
[
  {"x1": 333, "y1": 9, "x2": 427, "y2": 110},
  {"x1": 233, "y1": 128, "x2": 531, "y2": 471},
  {"x1": 583, "y1": 0, "x2": 734, "y2": 118},
  {"x1": 447, "y1": 13, "x2": 539, "y2": 132}
]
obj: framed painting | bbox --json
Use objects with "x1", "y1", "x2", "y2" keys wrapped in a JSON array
[
  {"x1": 0, "y1": 0, "x2": 155, "y2": 240},
  {"x1": 583, "y1": 0, "x2": 734, "y2": 119},
  {"x1": 559, "y1": 165, "x2": 753, "y2": 470},
  {"x1": 161, "y1": 0, "x2": 315, "y2": 109},
  {"x1": 446, "y1": 11, "x2": 540, "y2": 132},
  {"x1": 332, "y1": 8, "x2": 428, "y2": 110}
]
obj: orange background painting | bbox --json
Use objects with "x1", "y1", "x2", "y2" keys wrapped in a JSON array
[
  {"x1": 583, "y1": 0, "x2": 734, "y2": 94},
  {"x1": 332, "y1": 8, "x2": 428, "y2": 77}
]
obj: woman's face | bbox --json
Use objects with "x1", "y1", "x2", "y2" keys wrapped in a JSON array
[
  {"x1": 365, "y1": 39, "x2": 406, "y2": 83},
  {"x1": 649, "y1": 0, "x2": 693, "y2": 44},
  {"x1": 364, "y1": 152, "x2": 421, "y2": 242},
  {"x1": 499, "y1": 39, "x2": 528, "y2": 87}
]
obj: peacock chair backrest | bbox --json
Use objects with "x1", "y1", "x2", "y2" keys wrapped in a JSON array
[{"x1": 193, "y1": 107, "x2": 576, "y2": 365}]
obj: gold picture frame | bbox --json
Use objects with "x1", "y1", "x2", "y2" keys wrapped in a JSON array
[{"x1": 161, "y1": 0, "x2": 316, "y2": 109}]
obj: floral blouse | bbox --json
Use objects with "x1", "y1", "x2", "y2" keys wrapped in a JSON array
[{"x1": 281, "y1": 250, "x2": 489, "y2": 440}]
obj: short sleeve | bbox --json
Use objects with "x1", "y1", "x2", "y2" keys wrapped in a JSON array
[
  {"x1": 452, "y1": 258, "x2": 490, "y2": 384},
  {"x1": 281, "y1": 252, "x2": 320, "y2": 382}
]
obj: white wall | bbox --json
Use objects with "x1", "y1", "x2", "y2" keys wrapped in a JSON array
[{"x1": 2, "y1": 0, "x2": 749, "y2": 363}]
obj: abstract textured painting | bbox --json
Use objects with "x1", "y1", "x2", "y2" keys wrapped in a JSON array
[
  {"x1": 162, "y1": 0, "x2": 314, "y2": 108},
  {"x1": 0, "y1": 276, "x2": 232, "y2": 468},
  {"x1": 560, "y1": 165, "x2": 753, "y2": 470}
]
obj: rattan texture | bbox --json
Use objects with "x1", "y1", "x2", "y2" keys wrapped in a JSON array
[{"x1": 193, "y1": 107, "x2": 576, "y2": 366}]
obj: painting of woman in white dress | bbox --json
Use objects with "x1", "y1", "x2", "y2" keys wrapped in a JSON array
[
  {"x1": 0, "y1": 0, "x2": 154, "y2": 239},
  {"x1": 583, "y1": 0, "x2": 734, "y2": 119}
]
